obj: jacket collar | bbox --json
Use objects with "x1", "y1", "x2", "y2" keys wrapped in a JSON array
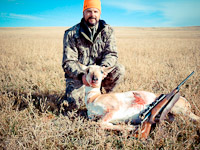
[{"x1": 80, "y1": 18, "x2": 106, "y2": 43}]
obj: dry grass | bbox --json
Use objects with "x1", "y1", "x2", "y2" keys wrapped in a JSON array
[{"x1": 0, "y1": 26, "x2": 200, "y2": 149}]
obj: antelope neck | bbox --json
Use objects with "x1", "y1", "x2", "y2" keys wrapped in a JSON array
[{"x1": 85, "y1": 86, "x2": 101, "y2": 104}]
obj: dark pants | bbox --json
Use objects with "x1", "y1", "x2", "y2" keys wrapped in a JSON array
[{"x1": 63, "y1": 63, "x2": 125, "y2": 108}]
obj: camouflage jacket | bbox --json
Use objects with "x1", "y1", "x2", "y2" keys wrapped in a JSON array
[{"x1": 62, "y1": 18, "x2": 118, "y2": 80}]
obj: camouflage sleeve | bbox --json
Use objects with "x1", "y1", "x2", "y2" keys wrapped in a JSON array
[
  {"x1": 100, "y1": 26, "x2": 118, "y2": 67},
  {"x1": 62, "y1": 30, "x2": 84, "y2": 80}
]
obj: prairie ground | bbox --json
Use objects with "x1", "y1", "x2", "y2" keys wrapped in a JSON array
[{"x1": 0, "y1": 26, "x2": 200, "y2": 149}]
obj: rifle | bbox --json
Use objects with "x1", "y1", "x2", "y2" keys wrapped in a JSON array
[{"x1": 133, "y1": 71, "x2": 195, "y2": 139}]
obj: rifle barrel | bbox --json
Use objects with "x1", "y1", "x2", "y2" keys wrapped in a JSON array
[{"x1": 177, "y1": 71, "x2": 194, "y2": 89}]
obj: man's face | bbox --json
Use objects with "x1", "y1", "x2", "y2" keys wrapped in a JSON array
[{"x1": 83, "y1": 8, "x2": 101, "y2": 27}]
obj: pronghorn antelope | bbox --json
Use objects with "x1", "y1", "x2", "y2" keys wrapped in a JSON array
[{"x1": 80, "y1": 64, "x2": 200, "y2": 132}]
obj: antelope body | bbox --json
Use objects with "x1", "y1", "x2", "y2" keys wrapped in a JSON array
[{"x1": 81, "y1": 65, "x2": 200, "y2": 130}]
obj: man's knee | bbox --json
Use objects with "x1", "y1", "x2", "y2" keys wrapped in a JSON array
[
  {"x1": 102, "y1": 63, "x2": 125, "y2": 92},
  {"x1": 114, "y1": 63, "x2": 125, "y2": 81},
  {"x1": 108, "y1": 63, "x2": 125, "y2": 83}
]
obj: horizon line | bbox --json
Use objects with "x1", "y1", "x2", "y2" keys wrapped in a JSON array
[{"x1": 0, "y1": 25, "x2": 200, "y2": 28}]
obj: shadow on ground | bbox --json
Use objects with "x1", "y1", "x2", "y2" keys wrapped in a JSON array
[{"x1": 2, "y1": 90, "x2": 88, "y2": 119}]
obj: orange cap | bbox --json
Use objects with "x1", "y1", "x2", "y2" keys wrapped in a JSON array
[{"x1": 83, "y1": 0, "x2": 101, "y2": 12}]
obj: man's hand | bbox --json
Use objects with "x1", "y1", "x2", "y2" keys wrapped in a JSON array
[{"x1": 102, "y1": 66, "x2": 108, "y2": 79}]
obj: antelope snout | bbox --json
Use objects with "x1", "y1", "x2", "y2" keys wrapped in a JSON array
[{"x1": 92, "y1": 75, "x2": 98, "y2": 83}]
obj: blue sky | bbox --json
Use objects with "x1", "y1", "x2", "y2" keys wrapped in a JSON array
[{"x1": 0, "y1": 0, "x2": 200, "y2": 27}]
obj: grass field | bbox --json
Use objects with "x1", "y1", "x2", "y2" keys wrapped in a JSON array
[{"x1": 0, "y1": 26, "x2": 200, "y2": 149}]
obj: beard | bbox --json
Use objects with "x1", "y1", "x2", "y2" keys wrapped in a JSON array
[{"x1": 86, "y1": 17, "x2": 98, "y2": 27}]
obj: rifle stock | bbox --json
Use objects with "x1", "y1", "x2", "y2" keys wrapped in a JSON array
[{"x1": 133, "y1": 121, "x2": 152, "y2": 139}]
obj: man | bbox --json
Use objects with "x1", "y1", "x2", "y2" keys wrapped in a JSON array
[{"x1": 62, "y1": 0, "x2": 125, "y2": 108}]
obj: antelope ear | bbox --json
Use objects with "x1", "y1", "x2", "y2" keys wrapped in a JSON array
[
  {"x1": 78, "y1": 62, "x2": 88, "y2": 71},
  {"x1": 102, "y1": 66, "x2": 115, "y2": 74}
]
